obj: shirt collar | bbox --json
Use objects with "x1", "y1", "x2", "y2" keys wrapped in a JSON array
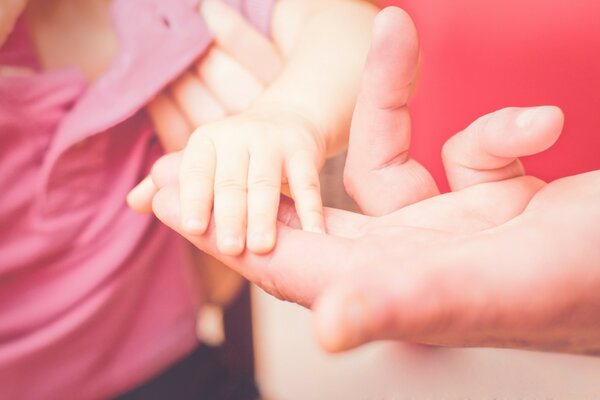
[{"x1": 47, "y1": 0, "x2": 210, "y2": 164}]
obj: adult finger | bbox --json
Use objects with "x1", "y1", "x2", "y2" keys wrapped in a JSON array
[
  {"x1": 140, "y1": 153, "x2": 370, "y2": 239},
  {"x1": 195, "y1": 47, "x2": 264, "y2": 114},
  {"x1": 127, "y1": 176, "x2": 158, "y2": 213},
  {"x1": 201, "y1": 0, "x2": 283, "y2": 84},
  {"x1": 146, "y1": 93, "x2": 193, "y2": 152},
  {"x1": 150, "y1": 151, "x2": 183, "y2": 188},
  {"x1": 313, "y1": 217, "x2": 566, "y2": 353},
  {"x1": 387, "y1": 175, "x2": 545, "y2": 234},
  {"x1": 153, "y1": 184, "x2": 354, "y2": 307},
  {"x1": 344, "y1": 7, "x2": 438, "y2": 217},
  {"x1": 170, "y1": 71, "x2": 226, "y2": 127},
  {"x1": 443, "y1": 106, "x2": 564, "y2": 191},
  {"x1": 127, "y1": 152, "x2": 184, "y2": 213}
]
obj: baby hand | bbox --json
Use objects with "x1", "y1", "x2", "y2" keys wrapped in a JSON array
[
  {"x1": 180, "y1": 108, "x2": 326, "y2": 255},
  {"x1": 146, "y1": 0, "x2": 283, "y2": 153}
]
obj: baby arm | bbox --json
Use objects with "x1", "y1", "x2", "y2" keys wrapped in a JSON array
[{"x1": 179, "y1": 0, "x2": 378, "y2": 255}]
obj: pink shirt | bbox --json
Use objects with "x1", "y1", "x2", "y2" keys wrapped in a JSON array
[
  {"x1": 0, "y1": 0, "x2": 272, "y2": 398},
  {"x1": 382, "y1": 0, "x2": 600, "y2": 189}
]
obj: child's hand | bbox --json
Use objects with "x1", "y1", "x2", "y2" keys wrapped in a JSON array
[
  {"x1": 179, "y1": 108, "x2": 326, "y2": 255},
  {"x1": 129, "y1": 0, "x2": 283, "y2": 214},
  {"x1": 146, "y1": 0, "x2": 282, "y2": 152}
]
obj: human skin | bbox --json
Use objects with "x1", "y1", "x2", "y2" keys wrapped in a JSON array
[
  {"x1": 130, "y1": 0, "x2": 376, "y2": 255},
  {"x1": 1, "y1": 0, "x2": 284, "y2": 306},
  {"x1": 130, "y1": 0, "x2": 379, "y2": 257},
  {"x1": 0, "y1": 0, "x2": 27, "y2": 47},
  {"x1": 135, "y1": 1, "x2": 287, "y2": 306},
  {"x1": 149, "y1": 7, "x2": 600, "y2": 355},
  {"x1": 128, "y1": 0, "x2": 378, "y2": 303}
]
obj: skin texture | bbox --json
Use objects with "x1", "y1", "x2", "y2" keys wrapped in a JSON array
[
  {"x1": 129, "y1": 0, "x2": 379, "y2": 257},
  {"x1": 148, "y1": 7, "x2": 600, "y2": 355},
  {"x1": 0, "y1": 0, "x2": 27, "y2": 46},
  {"x1": 1, "y1": 0, "x2": 283, "y2": 306},
  {"x1": 127, "y1": 0, "x2": 377, "y2": 303}
]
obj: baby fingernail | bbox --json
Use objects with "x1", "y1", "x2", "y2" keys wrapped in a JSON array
[
  {"x1": 249, "y1": 232, "x2": 275, "y2": 253},
  {"x1": 184, "y1": 218, "x2": 206, "y2": 234},
  {"x1": 219, "y1": 234, "x2": 244, "y2": 254}
]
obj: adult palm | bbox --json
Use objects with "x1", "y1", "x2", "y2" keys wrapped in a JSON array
[{"x1": 151, "y1": 8, "x2": 600, "y2": 355}]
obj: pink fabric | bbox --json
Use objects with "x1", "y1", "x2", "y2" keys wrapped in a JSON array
[
  {"x1": 381, "y1": 0, "x2": 600, "y2": 190},
  {"x1": 0, "y1": 0, "x2": 273, "y2": 399}
]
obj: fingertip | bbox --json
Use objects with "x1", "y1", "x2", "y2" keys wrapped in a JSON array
[
  {"x1": 127, "y1": 176, "x2": 157, "y2": 213},
  {"x1": 180, "y1": 196, "x2": 210, "y2": 235},
  {"x1": 152, "y1": 185, "x2": 181, "y2": 228},
  {"x1": 313, "y1": 287, "x2": 372, "y2": 353},
  {"x1": 516, "y1": 105, "x2": 563, "y2": 128},
  {"x1": 484, "y1": 106, "x2": 565, "y2": 158},
  {"x1": 371, "y1": 7, "x2": 418, "y2": 65},
  {"x1": 217, "y1": 233, "x2": 246, "y2": 256},
  {"x1": 183, "y1": 218, "x2": 208, "y2": 235},
  {"x1": 526, "y1": 105, "x2": 565, "y2": 148},
  {"x1": 299, "y1": 209, "x2": 326, "y2": 235},
  {"x1": 247, "y1": 230, "x2": 276, "y2": 254},
  {"x1": 305, "y1": 226, "x2": 325, "y2": 234},
  {"x1": 527, "y1": 106, "x2": 564, "y2": 152},
  {"x1": 373, "y1": 7, "x2": 416, "y2": 40}
]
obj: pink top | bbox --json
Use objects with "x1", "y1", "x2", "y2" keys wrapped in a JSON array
[
  {"x1": 382, "y1": 0, "x2": 600, "y2": 189},
  {"x1": 0, "y1": 0, "x2": 272, "y2": 399}
]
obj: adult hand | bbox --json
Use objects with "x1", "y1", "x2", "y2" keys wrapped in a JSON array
[
  {"x1": 150, "y1": 7, "x2": 600, "y2": 355},
  {"x1": 148, "y1": 0, "x2": 282, "y2": 152},
  {"x1": 129, "y1": 0, "x2": 283, "y2": 210},
  {"x1": 128, "y1": 1, "x2": 283, "y2": 308}
]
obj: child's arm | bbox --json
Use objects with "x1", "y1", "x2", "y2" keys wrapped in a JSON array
[{"x1": 176, "y1": 0, "x2": 378, "y2": 255}]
